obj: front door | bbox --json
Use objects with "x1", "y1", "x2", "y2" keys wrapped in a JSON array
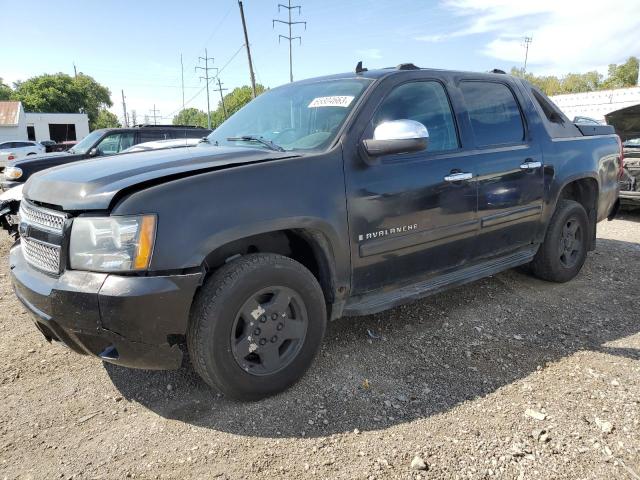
[
  {"x1": 457, "y1": 80, "x2": 544, "y2": 259},
  {"x1": 344, "y1": 79, "x2": 479, "y2": 295}
]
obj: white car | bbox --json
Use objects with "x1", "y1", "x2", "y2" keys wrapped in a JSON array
[{"x1": 0, "y1": 141, "x2": 45, "y2": 169}]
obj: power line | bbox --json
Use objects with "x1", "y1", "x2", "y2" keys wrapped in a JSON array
[
  {"x1": 203, "y1": 6, "x2": 233, "y2": 47},
  {"x1": 121, "y1": 90, "x2": 128, "y2": 127},
  {"x1": 238, "y1": 1, "x2": 257, "y2": 98},
  {"x1": 196, "y1": 48, "x2": 217, "y2": 129},
  {"x1": 180, "y1": 54, "x2": 185, "y2": 111},
  {"x1": 214, "y1": 78, "x2": 229, "y2": 120},
  {"x1": 165, "y1": 44, "x2": 245, "y2": 121},
  {"x1": 522, "y1": 36, "x2": 532, "y2": 74},
  {"x1": 273, "y1": 0, "x2": 306, "y2": 83},
  {"x1": 149, "y1": 104, "x2": 161, "y2": 125}
]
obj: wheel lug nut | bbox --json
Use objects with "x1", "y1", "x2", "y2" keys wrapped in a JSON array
[
  {"x1": 259, "y1": 338, "x2": 267, "y2": 346},
  {"x1": 254, "y1": 328, "x2": 261, "y2": 335},
  {"x1": 271, "y1": 313, "x2": 278, "y2": 320},
  {"x1": 271, "y1": 336, "x2": 278, "y2": 343},
  {"x1": 277, "y1": 323, "x2": 284, "y2": 331}
]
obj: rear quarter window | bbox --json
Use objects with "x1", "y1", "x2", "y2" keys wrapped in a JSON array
[{"x1": 460, "y1": 81, "x2": 524, "y2": 147}]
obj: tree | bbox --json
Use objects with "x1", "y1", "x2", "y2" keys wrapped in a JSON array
[
  {"x1": 93, "y1": 109, "x2": 121, "y2": 129},
  {"x1": 73, "y1": 73, "x2": 113, "y2": 129},
  {"x1": 602, "y1": 56, "x2": 639, "y2": 89},
  {"x1": 0, "y1": 78, "x2": 12, "y2": 101},
  {"x1": 210, "y1": 84, "x2": 266, "y2": 128},
  {"x1": 11, "y1": 73, "x2": 112, "y2": 129},
  {"x1": 173, "y1": 107, "x2": 208, "y2": 128}
]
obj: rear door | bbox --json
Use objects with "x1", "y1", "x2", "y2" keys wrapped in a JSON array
[{"x1": 458, "y1": 79, "x2": 544, "y2": 259}]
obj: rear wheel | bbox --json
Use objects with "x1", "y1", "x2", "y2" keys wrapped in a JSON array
[
  {"x1": 530, "y1": 199, "x2": 589, "y2": 282},
  {"x1": 187, "y1": 253, "x2": 326, "y2": 400}
]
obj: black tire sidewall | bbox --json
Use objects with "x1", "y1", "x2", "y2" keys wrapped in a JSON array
[
  {"x1": 534, "y1": 200, "x2": 589, "y2": 282},
  {"x1": 192, "y1": 255, "x2": 326, "y2": 399}
]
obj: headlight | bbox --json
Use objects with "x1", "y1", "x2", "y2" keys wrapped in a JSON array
[
  {"x1": 4, "y1": 167, "x2": 22, "y2": 180},
  {"x1": 69, "y1": 215, "x2": 156, "y2": 272}
]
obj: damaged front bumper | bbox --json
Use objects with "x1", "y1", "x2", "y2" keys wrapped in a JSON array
[{"x1": 9, "y1": 243, "x2": 202, "y2": 370}]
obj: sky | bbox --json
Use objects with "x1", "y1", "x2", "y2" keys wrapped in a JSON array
[{"x1": 2, "y1": 0, "x2": 639, "y2": 124}]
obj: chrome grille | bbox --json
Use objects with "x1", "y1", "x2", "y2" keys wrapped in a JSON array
[
  {"x1": 19, "y1": 200, "x2": 66, "y2": 274},
  {"x1": 22, "y1": 237, "x2": 61, "y2": 274},
  {"x1": 19, "y1": 201, "x2": 66, "y2": 234}
]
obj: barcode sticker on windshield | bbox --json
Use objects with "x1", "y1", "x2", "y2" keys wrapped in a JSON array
[{"x1": 308, "y1": 96, "x2": 354, "y2": 108}]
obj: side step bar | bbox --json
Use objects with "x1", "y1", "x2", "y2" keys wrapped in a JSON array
[{"x1": 344, "y1": 248, "x2": 537, "y2": 316}]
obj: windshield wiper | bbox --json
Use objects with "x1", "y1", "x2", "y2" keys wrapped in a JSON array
[{"x1": 226, "y1": 135, "x2": 285, "y2": 152}]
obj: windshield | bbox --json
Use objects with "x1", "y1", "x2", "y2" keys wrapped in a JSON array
[
  {"x1": 68, "y1": 130, "x2": 104, "y2": 154},
  {"x1": 207, "y1": 78, "x2": 372, "y2": 151}
]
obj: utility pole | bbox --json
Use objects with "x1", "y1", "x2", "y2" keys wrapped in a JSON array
[
  {"x1": 121, "y1": 90, "x2": 128, "y2": 127},
  {"x1": 273, "y1": 0, "x2": 306, "y2": 83},
  {"x1": 180, "y1": 54, "x2": 185, "y2": 111},
  {"x1": 522, "y1": 36, "x2": 532, "y2": 74},
  {"x1": 130, "y1": 109, "x2": 137, "y2": 126},
  {"x1": 73, "y1": 62, "x2": 77, "y2": 78},
  {"x1": 196, "y1": 48, "x2": 217, "y2": 129},
  {"x1": 238, "y1": 1, "x2": 257, "y2": 98},
  {"x1": 214, "y1": 78, "x2": 229, "y2": 120},
  {"x1": 149, "y1": 105, "x2": 160, "y2": 125}
]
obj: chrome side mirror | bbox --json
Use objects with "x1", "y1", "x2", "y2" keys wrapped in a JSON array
[
  {"x1": 363, "y1": 119, "x2": 429, "y2": 157},
  {"x1": 88, "y1": 148, "x2": 99, "y2": 157}
]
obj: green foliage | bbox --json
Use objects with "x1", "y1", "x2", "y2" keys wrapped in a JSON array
[
  {"x1": 73, "y1": 74, "x2": 113, "y2": 129},
  {"x1": 511, "y1": 57, "x2": 639, "y2": 96},
  {"x1": 11, "y1": 73, "x2": 112, "y2": 130},
  {"x1": 210, "y1": 84, "x2": 267, "y2": 129},
  {"x1": 93, "y1": 109, "x2": 121, "y2": 129},
  {"x1": 172, "y1": 107, "x2": 208, "y2": 128},
  {"x1": 602, "y1": 56, "x2": 639, "y2": 89},
  {"x1": 0, "y1": 78, "x2": 12, "y2": 101}
]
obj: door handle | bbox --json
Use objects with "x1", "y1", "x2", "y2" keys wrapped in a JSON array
[
  {"x1": 444, "y1": 172, "x2": 473, "y2": 182},
  {"x1": 520, "y1": 160, "x2": 542, "y2": 170}
]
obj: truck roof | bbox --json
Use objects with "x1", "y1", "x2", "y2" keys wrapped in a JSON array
[{"x1": 293, "y1": 63, "x2": 514, "y2": 85}]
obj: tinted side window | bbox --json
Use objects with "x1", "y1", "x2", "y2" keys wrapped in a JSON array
[
  {"x1": 96, "y1": 132, "x2": 136, "y2": 155},
  {"x1": 460, "y1": 81, "x2": 524, "y2": 147},
  {"x1": 374, "y1": 81, "x2": 458, "y2": 153},
  {"x1": 139, "y1": 130, "x2": 169, "y2": 143}
]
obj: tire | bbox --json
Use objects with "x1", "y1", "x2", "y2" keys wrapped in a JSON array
[
  {"x1": 187, "y1": 253, "x2": 326, "y2": 400},
  {"x1": 530, "y1": 199, "x2": 589, "y2": 283}
]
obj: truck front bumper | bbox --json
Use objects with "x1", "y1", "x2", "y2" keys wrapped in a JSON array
[
  {"x1": 10, "y1": 243, "x2": 202, "y2": 370},
  {"x1": 619, "y1": 190, "x2": 640, "y2": 206}
]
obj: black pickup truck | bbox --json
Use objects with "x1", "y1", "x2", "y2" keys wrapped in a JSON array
[{"x1": 10, "y1": 64, "x2": 621, "y2": 399}]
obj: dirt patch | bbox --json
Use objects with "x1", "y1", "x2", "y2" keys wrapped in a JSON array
[{"x1": 1, "y1": 214, "x2": 639, "y2": 479}]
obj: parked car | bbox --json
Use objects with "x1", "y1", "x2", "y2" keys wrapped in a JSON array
[
  {"x1": 38, "y1": 140, "x2": 58, "y2": 152},
  {"x1": 1, "y1": 125, "x2": 211, "y2": 190},
  {"x1": 10, "y1": 64, "x2": 621, "y2": 400},
  {"x1": 0, "y1": 141, "x2": 45, "y2": 169},
  {"x1": 122, "y1": 137, "x2": 202, "y2": 153},
  {"x1": 49, "y1": 140, "x2": 78, "y2": 152},
  {"x1": 619, "y1": 138, "x2": 640, "y2": 207}
]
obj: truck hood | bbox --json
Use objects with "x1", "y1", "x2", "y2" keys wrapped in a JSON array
[{"x1": 24, "y1": 144, "x2": 298, "y2": 210}]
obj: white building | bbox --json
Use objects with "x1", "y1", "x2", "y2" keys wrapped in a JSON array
[
  {"x1": 0, "y1": 101, "x2": 90, "y2": 143},
  {"x1": 550, "y1": 87, "x2": 640, "y2": 124}
]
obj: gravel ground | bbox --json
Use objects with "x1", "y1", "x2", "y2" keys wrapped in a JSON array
[{"x1": 1, "y1": 213, "x2": 639, "y2": 480}]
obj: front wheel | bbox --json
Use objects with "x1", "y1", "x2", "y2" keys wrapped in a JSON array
[
  {"x1": 530, "y1": 199, "x2": 589, "y2": 283},
  {"x1": 187, "y1": 253, "x2": 326, "y2": 400}
]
